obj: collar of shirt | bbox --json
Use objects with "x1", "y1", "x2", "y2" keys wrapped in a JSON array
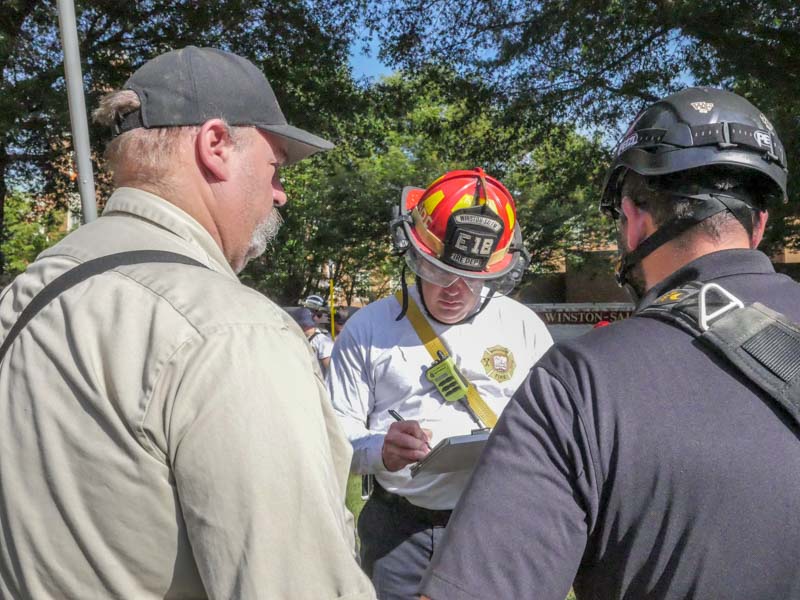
[
  {"x1": 638, "y1": 248, "x2": 775, "y2": 310},
  {"x1": 102, "y1": 187, "x2": 237, "y2": 280}
]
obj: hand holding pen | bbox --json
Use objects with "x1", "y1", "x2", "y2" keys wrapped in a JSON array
[
  {"x1": 388, "y1": 410, "x2": 433, "y2": 450},
  {"x1": 381, "y1": 409, "x2": 433, "y2": 471}
]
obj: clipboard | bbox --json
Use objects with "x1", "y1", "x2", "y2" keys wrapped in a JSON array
[{"x1": 410, "y1": 431, "x2": 491, "y2": 478}]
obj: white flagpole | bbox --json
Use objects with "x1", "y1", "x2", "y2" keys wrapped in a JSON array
[{"x1": 57, "y1": 0, "x2": 97, "y2": 223}]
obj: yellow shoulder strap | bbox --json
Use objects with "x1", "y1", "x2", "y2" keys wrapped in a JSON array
[{"x1": 395, "y1": 291, "x2": 498, "y2": 428}]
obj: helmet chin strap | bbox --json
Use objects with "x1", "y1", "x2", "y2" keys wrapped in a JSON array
[
  {"x1": 614, "y1": 253, "x2": 646, "y2": 303},
  {"x1": 616, "y1": 191, "x2": 755, "y2": 297},
  {"x1": 395, "y1": 264, "x2": 411, "y2": 321}
]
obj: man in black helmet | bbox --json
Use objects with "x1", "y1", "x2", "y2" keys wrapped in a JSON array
[{"x1": 419, "y1": 88, "x2": 800, "y2": 600}]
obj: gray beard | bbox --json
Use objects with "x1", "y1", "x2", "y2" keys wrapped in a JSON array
[{"x1": 242, "y1": 209, "x2": 284, "y2": 268}]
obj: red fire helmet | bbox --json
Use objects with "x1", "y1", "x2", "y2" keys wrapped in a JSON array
[
  {"x1": 406, "y1": 168, "x2": 516, "y2": 271},
  {"x1": 392, "y1": 168, "x2": 529, "y2": 294}
]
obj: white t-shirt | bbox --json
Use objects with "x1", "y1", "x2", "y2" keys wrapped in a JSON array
[
  {"x1": 328, "y1": 285, "x2": 553, "y2": 510},
  {"x1": 308, "y1": 329, "x2": 334, "y2": 375}
]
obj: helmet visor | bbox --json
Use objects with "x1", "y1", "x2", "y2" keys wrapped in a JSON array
[
  {"x1": 405, "y1": 246, "x2": 482, "y2": 293},
  {"x1": 405, "y1": 243, "x2": 521, "y2": 296}
]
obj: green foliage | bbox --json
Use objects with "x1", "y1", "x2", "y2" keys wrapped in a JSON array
[
  {"x1": 362, "y1": 0, "x2": 800, "y2": 252},
  {"x1": 346, "y1": 473, "x2": 367, "y2": 524},
  {"x1": 1, "y1": 191, "x2": 68, "y2": 275},
  {"x1": 504, "y1": 129, "x2": 613, "y2": 272},
  {"x1": 241, "y1": 68, "x2": 610, "y2": 304},
  {"x1": 2, "y1": 2, "x2": 654, "y2": 300},
  {"x1": 0, "y1": 0, "x2": 363, "y2": 272}
]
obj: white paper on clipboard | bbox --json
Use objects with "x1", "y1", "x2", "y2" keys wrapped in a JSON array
[{"x1": 410, "y1": 431, "x2": 491, "y2": 477}]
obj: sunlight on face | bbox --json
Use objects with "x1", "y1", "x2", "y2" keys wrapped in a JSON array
[
  {"x1": 242, "y1": 208, "x2": 284, "y2": 268},
  {"x1": 233, "y1": 130, "x2": 288, "y2": 272},
  {"x1": 421, "y1": 278, "x2": 482, "y2": 323}
]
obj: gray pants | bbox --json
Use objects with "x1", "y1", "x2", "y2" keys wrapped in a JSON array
[{"x1": 358, "y1": 487, "x2": 451, "y2": 600}]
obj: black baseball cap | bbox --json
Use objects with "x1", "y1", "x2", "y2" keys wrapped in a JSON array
[{"x1": 113, "y1": 46, "x2": 334, "y2": 165}]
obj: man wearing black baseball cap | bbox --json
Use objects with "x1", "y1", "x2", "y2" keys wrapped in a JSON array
[
  {"x1": 0, "y1": 47, "x2": 374, "y2": 599},
  {"x1": 100, "y1": 45, "x2": 334, "y2": 273},
  {"x1": 112, "y1": 45, "x2": 333, "y2": 167}
]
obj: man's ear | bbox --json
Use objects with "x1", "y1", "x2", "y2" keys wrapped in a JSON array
[
  {"x1": 750, "y1": 209, "x2": 769, "y2": 248},
  {"x1": 620, "y1": 196, "x2": 652, "y2": 251},
  {"x1": 196, "y1": 119, "x2": 236, "y2": 182}
]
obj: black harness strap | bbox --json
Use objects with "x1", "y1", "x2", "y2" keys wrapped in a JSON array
[
  {"x1": 638, "y1": 282, "x2": 800, "y2": 429},
  {"x1": 0, "y1": 250, "x2": 208, "y2": 364}
]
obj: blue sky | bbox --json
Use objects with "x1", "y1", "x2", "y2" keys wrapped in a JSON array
[{"x1": 348, "y1": 31, "x2": 392, "y2": 81}]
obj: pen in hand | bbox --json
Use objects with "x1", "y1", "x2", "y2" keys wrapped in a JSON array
[{"x1": 388, "y1": 409, "x2": 432, "y2": 450}]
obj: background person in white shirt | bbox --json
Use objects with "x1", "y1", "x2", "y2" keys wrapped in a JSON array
[
  {"x1": 293, "y1": 306, "x2": 334, "y2": 376},
  {"x1": 327, "y1": 168, "x2": 553, "y2": 600}
]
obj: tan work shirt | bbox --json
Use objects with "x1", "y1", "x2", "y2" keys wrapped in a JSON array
[{"x1": 0, "y1": 188, "x2": 374, "y2": 600}]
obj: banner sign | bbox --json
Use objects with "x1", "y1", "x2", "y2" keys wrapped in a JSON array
[{"x1": 528, "y1": 303, "x2": 635, "y2": 327}]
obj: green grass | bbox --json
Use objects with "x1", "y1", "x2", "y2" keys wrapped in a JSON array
[
  {"x1": 346, "y1": 474, "x2": 577, "y2": 600},
  {"x1": 346, "y1": 473, "x2": 367, "y2": 523}
]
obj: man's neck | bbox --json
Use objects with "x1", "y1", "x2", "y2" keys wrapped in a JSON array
[
  {"x1": 642, "y1": 236, "x2": 752, "y2": 291},
  {"x1": 119, "y1": 177, "x2": 228, "y2": 266}
]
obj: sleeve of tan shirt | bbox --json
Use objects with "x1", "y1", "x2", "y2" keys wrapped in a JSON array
[{"x1": 152, "y1": 321, "x2": 375, "y2": 600}]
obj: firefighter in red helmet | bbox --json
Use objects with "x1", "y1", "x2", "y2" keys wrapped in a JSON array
[
  {"x1": 392, "y1": 167, "x2": 530, "y2": 323},
  {"x1": 327, "y1": 168, "x2": 554, "y2": 599}
]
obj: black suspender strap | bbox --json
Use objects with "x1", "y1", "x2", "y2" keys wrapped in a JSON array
[
  {"x1": 0, "y1": 250, "x2": 208, "y2": 364},
  {"x1": 638, "y1": 282, "x2": 800, "y2": 429}
]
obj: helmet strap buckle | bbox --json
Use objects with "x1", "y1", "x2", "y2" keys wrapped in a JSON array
[
  {"x1": 718, "y1": 122, "x2": 736, "y2": 149},
  {"x1": 389, "y1": 207, "x2": 413, "y2": 255}
]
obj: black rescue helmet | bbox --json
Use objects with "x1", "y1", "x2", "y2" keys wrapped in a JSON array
[{"x1": 600, "y1": 87, "x2": 788, "y2": 215}]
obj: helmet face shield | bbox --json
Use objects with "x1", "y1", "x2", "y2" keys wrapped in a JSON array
[
  {"x1": 401, "y1": 222, "x2": 526, "y2": 297},
  {"x1": 404, "y1": 244, "x2": 485, "y2": 295}
]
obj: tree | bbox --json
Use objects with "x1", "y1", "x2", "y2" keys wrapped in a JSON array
[
  {"x1": 504, "y1": 129, "x2": 612, "y2": 273},
  {"x1": 1, "y1": 0, "x2": 362, "y2": 273},
  {"x1": 2, "y1": 2, "x2": 612, "y2": 302},
  {"x1": 361, "y1": 0, "x2": 800, "y2": 253},
  {"x1": 242, "y1": 68, "x2": 611, "y2": 304},
  {"x1": 0, "y1": 190, "x2": 68, "y2": 283}
]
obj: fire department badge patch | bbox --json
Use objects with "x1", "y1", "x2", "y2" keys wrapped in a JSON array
[
  {"x1": 481, "y1": 345, "x2": 516, "y2": 382},
  {"x1": 655, "y1": 289, "x2": 688, "y2": 305}
]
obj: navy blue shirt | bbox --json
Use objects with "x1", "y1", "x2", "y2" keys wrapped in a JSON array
[{"x1": 421, "y1": 249, "x2": 800, "y2": 600}]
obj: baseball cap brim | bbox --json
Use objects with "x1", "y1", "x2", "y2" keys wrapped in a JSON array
[{"x1": 256, "y1": 124, "x2": 334, "y2": 166}]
